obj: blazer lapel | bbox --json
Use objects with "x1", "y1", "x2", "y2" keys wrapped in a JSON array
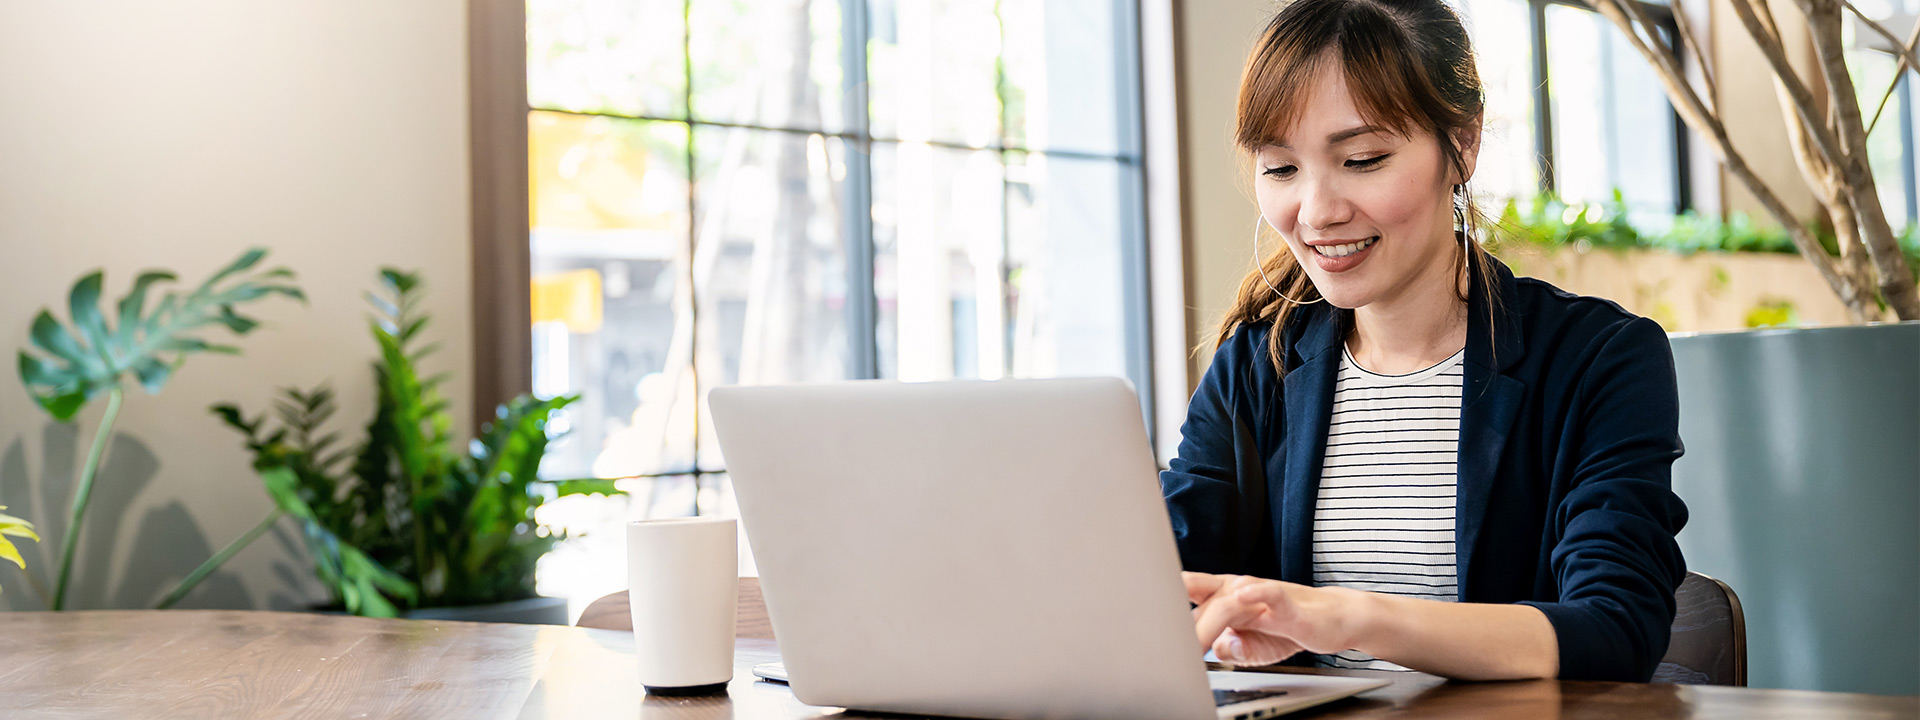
[
  {"x1": 1277, "y1": 307, "x2": 1340, "y2": 586},
  {"x1": 1455, "y1": 262, "x2": 1527, "y2": 598}
]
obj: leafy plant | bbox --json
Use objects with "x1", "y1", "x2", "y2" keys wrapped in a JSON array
[
  {"x1": 15, "y1": 249, "x2": 302, "y2": 610},
  {"x1": 1488, "y1": 189, "x2": 1920, "y2": 275},
  {"x1": 0, "y1": 507, "x2": 38, "y2": 595},
  {"x1": 171, "y1": 268, "x2": 612, "y2": 615},
  {"x1": 1746, "y1": 299, "x2": 1801, "y2": 329}
]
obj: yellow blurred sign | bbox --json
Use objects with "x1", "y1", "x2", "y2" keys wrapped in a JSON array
[{"x1": 531, "y1": 269, "x2": 603, "y2": 334}]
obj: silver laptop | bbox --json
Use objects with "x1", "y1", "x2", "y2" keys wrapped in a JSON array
[{"x1": 708, "y1": 377, "x2": 1390, "y2": 720}]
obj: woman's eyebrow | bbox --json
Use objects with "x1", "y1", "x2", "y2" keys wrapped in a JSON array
[{"x1": 1274, "y1": 124, "x2": 1388, "y2": 149}]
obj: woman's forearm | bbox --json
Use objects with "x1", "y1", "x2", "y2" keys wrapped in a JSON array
[{"x1": 1350, "y1": 591, "x2": 1560, "y2": 680}]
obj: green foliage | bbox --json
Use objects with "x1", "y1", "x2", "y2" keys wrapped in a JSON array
[
  {"x1": 15, "y1": 249, "x2": 301, "y2": 610},
  {"x1": 1746, "y1": 299, "x2": 1801, "y2": 328},
  {"x1": 17, "y1": 248, "x2": 303, "y2": 421},
  {"x1": 214, "y1": 269, "x2": 593, "y2": 615},
  {"x1": 1486, "y1": 189, "x2": 1920, "y2": 267},
  {"x1": 0, "y1": 506, "x2": 38, "y2": 582}
]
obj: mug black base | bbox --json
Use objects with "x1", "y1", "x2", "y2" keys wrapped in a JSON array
[{"x1": 643, "y1": 681, "x2": 730, "y2": 696}]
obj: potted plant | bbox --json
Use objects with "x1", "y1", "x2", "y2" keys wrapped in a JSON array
[
  {"x1": 13, "y1": 249, "x2": 302, "y2": 610},
  {"x1": 1588, "y1": 1, "x2": 1919, "y2": 693},
  {"x1": 167, "y1": 268, "x2": 614, "y2": 622}
]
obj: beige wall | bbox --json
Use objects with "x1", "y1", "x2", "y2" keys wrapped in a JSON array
[
  {"x1": 1500, "y1": 248, "x2": 1855, "y2": 331},
  {"x1": 0, "y1": 2, "x2": 473, "y2": 610},
  {"x1": 1173, "y1": 0, "x2": 1829, "y2": 381},
  {"x1": 1177, "y1": 0, "x2": 1276, "y2": 382},
  {"x1": 1709, "y1": 0, "x2": 1824, "y2": 224}
]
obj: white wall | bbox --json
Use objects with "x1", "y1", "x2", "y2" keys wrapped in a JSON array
[{"x1": 0, "y1": 1, "x2": 473, "y2": 610}]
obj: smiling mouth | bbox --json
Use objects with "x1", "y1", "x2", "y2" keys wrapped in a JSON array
[{"x1": 1311, "y1": 236, "x2": 1379, "y2": 258}]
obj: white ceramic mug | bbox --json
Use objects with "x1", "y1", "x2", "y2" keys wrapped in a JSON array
[{"x1": 626, "y1": 517, "x2": 738, "y2": 694}]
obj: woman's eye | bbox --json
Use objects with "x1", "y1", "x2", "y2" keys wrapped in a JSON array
[
  {"x1": 1262, "y1": 166, "x2": 1295, "y2": 179},
  {"x1": 1348, "y1": 154, "x2": 1389, "y2": 169}
]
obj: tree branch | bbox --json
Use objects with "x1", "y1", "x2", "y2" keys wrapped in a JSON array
[
  {"x1": 1842, "y1": 0, "x2": 1920, "y2": 135},
  {"x1": 1668, "y1": 0, "x2": 1719, "y2": 102},
  {"x1": 1797, "y1": 0, "x2": 1920, "y2": 318},
  {"x1": 1725, "y1": 0, "x2": 1854, "y2": 181},
  {"x1": 1589, "y1": 0, "x2": 1859, "y2": 308}
]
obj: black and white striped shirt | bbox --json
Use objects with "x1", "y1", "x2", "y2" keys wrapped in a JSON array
[{"x1": 1309, "y1": 344, "x2": 1464, "y2": 672}]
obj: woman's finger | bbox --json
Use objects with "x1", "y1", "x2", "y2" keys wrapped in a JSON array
[
  {"x1": 1214, "y1": 627, "x2": 1290, "y2": 666},
  {"x1": 1183, "y1": 571, "x2": 1230, "y2": 606},
  {"x1": 1192, "y1": 579, "x2": 1269, "y2": 650}
]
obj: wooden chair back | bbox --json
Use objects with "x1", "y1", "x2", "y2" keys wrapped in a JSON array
[
  {"x1": 1652, "y1": 571, "x2": 1747, "y2": 686},
  {"x1": 576, "y1": 577, "x2": 774, "y2": 641}
]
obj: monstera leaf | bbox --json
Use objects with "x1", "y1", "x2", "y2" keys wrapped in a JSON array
[
  {"x1": 17, "y1": 248, "x2": 304, "y2": 420},
  {"x1": 17, "y1": 248, "x2": 304, "y2": 611}
]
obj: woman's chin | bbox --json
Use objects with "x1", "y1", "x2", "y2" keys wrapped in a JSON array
[{"x1": 1313, "y1": 285, "x2": 1374, "y2": 310}]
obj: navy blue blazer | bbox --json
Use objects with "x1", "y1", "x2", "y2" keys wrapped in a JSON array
[{"x1": 1160, "y1": 260, "x2": 1689, "y2": 682}]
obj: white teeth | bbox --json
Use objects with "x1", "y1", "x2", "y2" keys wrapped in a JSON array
[{"x1": 1313, "y1": 236, "x2": 1378, "y2": 258}]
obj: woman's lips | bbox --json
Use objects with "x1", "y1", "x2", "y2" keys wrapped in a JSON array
[{"x1": 1308, "y1": 236, "x2": 1378, "y2": 273}]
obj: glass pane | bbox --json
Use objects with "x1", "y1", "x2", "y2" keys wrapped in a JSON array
[
  {"x1": 1847, "y1": 19, "x2": 1913, "y2": 227},
  {"x1": 1001, "y1": 0, "x2": 1129, "y2": 156},
  {"x1": 690, "y1": 0, "x2": 847, "y2": 132},
  {"x1": 1006, "y1": 152, "x2": 1130, "y2": 378},
  {"x1": 528, "y1": 111, "x2": 695, "y2": 480},
  {"x1": 527, "y1": 0, "x2": 686, "y2": 118},
  {"x1": 1546, "y1": 5, "x2": 1678, "y2": 227},
  {"x1": 691, "y1": 127, "x2": 854, "y2": 467},
  {"x1": 1458, "y1": 0, "x2": 1538, "y2": 202},
  {"x1": 872, "y1": 142, "x2": 1006, "y2": 380},
  {"x1": 867, "y1": 0, "x2": 1002, "y2": 147}
]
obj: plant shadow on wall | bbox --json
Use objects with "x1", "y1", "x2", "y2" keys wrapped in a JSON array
[
  {"x1": 158, "y1": 268, "x2": 620, "y2": 616},
  {"x1": 0, "y1": 427, "x2": 262, "y2": 610},
  {"x1": 4, "y1": 250, "x2": 303, "y2": 609}
]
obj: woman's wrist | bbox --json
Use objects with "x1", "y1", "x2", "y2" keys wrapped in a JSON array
[{"x1": 1328, "y1": 585, "x2": 1398, "y2": 655}]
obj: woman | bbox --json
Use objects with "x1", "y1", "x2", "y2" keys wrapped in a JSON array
[{"x1": 1164, "y1": 0, "x2": 1688, "y2": 683}]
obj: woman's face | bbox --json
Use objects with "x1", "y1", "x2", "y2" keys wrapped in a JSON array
[{"x1": 1253, "y1": 63, "x2": 1478, "y2": 310}]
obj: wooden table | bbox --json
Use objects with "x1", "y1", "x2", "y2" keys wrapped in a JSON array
[{"x1": 1, "y1": 611, "x2": 1912, "y2": 719}]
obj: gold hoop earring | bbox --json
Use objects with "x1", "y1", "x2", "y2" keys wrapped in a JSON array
[{"x1": 1253, "y1": 216, "x2": 1324, "y2": 306}]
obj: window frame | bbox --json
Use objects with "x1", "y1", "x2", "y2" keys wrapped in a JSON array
[
  {"x1": 471, "y1": 0, "x2": 1164, "y2": 479},
  {"x1": 1528, "y1": 0, "x2": 1693, "y2": 215}
]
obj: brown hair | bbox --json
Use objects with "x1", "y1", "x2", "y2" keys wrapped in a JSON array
[{"x1": 1215, "y1": 0, "x2": 1504, "y2": 374}]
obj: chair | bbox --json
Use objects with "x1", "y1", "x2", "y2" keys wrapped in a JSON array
[
  {"x1": 576, "y1": 577, "x2": 775, "y2": 641},
  {"x1": 1652, "y1": 571, "x2": 1747, "y2": 686}
]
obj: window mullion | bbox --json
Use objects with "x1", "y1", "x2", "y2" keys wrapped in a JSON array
[
  {"x1": 1531, "y1": 0, "x2": 1555, "y2": 195},
  {"x1": 845, "y1": 0, "x2": 880, "y2": 380}
]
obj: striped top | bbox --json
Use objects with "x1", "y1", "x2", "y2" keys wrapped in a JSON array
[{"x1": 1308, "y1": 343, "x2": 1464, "y2": 672}]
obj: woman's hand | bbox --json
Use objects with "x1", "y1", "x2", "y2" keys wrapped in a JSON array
[
  {"x1": 1183, "y1": 571, "x2": 1561, "y2": 679},
  {"x1": 1183, "y1": 571, "x2": 1375, "y2": 666}
]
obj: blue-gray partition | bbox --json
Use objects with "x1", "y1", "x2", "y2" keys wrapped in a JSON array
[{"x1": 1670, "y1": 322, "x2": 1919, "y2": 695}]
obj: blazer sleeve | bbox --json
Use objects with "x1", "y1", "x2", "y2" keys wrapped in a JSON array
[
  {"x1": 1159, "y1": 325, "x2": 1279, "y2": 578},
  {"x1": 1519, "y1": 316, "x2": 1691, "y2": 682}
]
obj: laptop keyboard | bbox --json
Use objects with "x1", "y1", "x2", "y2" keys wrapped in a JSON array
[{"x1": 1213, "y1": 688, "x2": 1289, "y2": 706}]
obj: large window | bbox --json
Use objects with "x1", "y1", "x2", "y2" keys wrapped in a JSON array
[
  {"x1": 522, "y1": 0, "x2": 1148, "y2": 608},
  {"x1": 1457, "y1": 0, "x2": 1688, "y2": 226}
]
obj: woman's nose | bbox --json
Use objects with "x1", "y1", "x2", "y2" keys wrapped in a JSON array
[{"x1": 1295, "y1": 178, "x2": 1352, "y2": 234}]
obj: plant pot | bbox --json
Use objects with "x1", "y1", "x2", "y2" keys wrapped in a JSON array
[
  {"x1": 1668, "y1": 322, "x2": 1918, "y2": 695},
  {"x1": 401, "y1": 596, "x2": 571, "y2": 625}
]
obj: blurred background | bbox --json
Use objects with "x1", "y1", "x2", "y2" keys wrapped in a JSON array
[{"x1": 0, "y1": 0, "x2": 1912, "y2": 697}]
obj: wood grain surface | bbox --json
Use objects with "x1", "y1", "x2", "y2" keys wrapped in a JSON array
[
  {"x1": 575, "y1": 578, "x2": 775, "y2": 640},
  {"x1": 0, "y1": 611, "x2": 1911, "y2": 719}
]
